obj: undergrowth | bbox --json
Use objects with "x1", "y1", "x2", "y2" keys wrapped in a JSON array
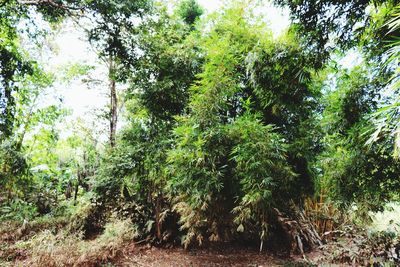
[{"x1": 1, "y1": 217, "x2": 138, "y2": 267}]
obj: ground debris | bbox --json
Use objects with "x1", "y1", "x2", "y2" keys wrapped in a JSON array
[{"x1": 309, "y1": 225, "x2": 400, "y2": 266}]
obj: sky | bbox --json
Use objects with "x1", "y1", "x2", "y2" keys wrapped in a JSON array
[{"x1": 46, "y1": 0, "x2": 291, "y2": 134}]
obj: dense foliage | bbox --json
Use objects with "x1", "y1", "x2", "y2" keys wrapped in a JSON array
[{"x1": 1, "y1": 0, "x2": 400, "y2": 263}]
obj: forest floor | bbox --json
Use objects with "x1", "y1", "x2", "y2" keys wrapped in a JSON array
[
  {"x1": 0, "y1": 218, "x2": 321, "y2": 267},
  {"x1": 6, "y1": 244, "x2": 320, "y2": 267},
  {"x1": 113, "y1": 244, "x2": 303, "y2": 267},
  {"x1": 3, "y1": 212, "x2": 399, "y2": 267},
  {"x1": 2, "y1": 233, "x2": 318, "y2": 267}
]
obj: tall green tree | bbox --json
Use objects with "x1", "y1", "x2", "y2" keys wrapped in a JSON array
[
  {"x1": 0, "y1": 1, "x2": 36, "y2": 140},
  {"x1": 166, "y1": 3, "x2": 321, "y2": 248},
  {"x1": 274, "y1": 0, "x2": 399, "y2": 62},
  {"x1": 319, "y1": 63, "x2": 400, "y2": 214},
  {"x1": 93, "y1": 2, "x2": 203, "y2": 241}
]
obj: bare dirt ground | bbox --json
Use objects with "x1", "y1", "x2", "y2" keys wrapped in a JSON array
[
  {"x1": 0, "y1": 221, "x2": 316, "y2": 267},
  {"x1": 114, "y1": 244, "x2": 304, "y2": 267}
]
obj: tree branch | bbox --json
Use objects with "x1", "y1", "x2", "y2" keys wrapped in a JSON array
[{"x1": 18, "y1": 0, "x2": 83, "y2": 12}]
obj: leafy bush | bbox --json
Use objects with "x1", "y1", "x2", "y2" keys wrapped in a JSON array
[
  {"x1": 165, "y1": 3, "x2": 319, "y2": 248},
  {"x1": 167, "y1": 112, "x2": 296, "y2": 247},
  {"x1": 0, "y1": 140, "x2": 29, "y2": 199},
  {"x1": 0, "y1": 199, "x2": 37, "y2": 222}
]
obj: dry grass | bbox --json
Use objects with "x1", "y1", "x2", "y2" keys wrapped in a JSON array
[
  {"x1": 303, "y1": 196, "x2": 344, "y2": 237},
  {"x1": 13, "y1": 218, "x2": 138, "y2": 267}
]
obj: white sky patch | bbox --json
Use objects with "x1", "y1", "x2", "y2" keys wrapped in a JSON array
[
  {"x1": 47, "y1": 20, "x2": 108, "y2": 125},
  {"x1": 49, "y1": 22, "x2": 93, "y2": 66},
  {"x1": 260, "y1": 3, "x2": 290, "y2": 37},
  {"x1": 198, "y1": 0, "x2": 223, "y2": 12},
  {"x1": 339, "y1": 49, "x2": 363, "y2": 69}
]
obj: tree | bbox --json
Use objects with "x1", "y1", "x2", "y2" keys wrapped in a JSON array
[
  {"x1": 166, "y1": 3, "x2": 321, "y2": 248},
  {"x1": 368, "y1": 5, "x2": 400, "y2": 156},
  {"x1": 92, "y1": 2, "x2": 203, "y2": 242},
  {"x1": 319, "y1": 63, "x2": 400, "y2": 214},
  {"x1": 276, "y1": 0, "x2": 400, "y2": 216},
  {"x1": 0, "y1": 1, "x2": 36, "y2": 140},
  {"x1": 176, "y1": 0, "x2": 204, "y2": 26},
  {"x1": 83, "y1": 0, "x2": 152, "y2": 147},
  {"x1": 12, "y1": 0, "x2": 152, "y2": 148},
  {"x1": 274, "y1": 0, "x2": 399, "y2": 63}
]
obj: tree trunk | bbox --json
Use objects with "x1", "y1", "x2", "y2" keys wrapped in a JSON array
[
  {"x1": 155, "y1": 194, "x2": 162, "y2": 241},
  {"x1": 65, "y1": 181, "x2": 72, "y2": 199},
  {"x1": 109, "y1": 58, "x2": 117, "y2": 148},
  {"x1": 74, "y1": 169, "x2": 81, "y2": 205}
]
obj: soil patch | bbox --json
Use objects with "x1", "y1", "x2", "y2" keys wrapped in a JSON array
[{"x1": 114, "y1": 244, "x2": 301, "y2": 267}]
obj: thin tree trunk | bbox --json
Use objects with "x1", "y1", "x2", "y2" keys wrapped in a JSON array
[
  {"x1": 155, "y1": 194, "x2": 162, "y2": 240},
  {"x1": 74, "y1": 169, "x2": 80, "y2": 205},
  {"x1": 109, "y1": 58, "x2": 117, "y2": 148}
]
